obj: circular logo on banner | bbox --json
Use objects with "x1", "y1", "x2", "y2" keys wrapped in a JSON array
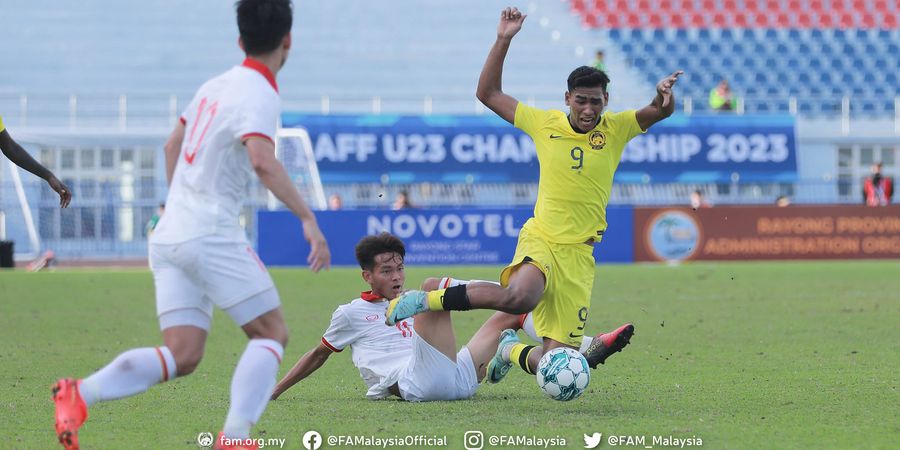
[{"x1": 646, "y1": 210, "x2": 702, "y2": 261}]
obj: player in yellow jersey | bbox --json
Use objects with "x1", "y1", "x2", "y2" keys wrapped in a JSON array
[
  {"x1": 0, "y1": 115, "x2": 71, "y2": 207},
  {"x1": 386, "y1": 6, "x2": 682, "y2": 381}
]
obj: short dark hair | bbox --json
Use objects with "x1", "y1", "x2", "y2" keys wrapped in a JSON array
[
  {"x1": 355, "y1": 232, "x2": 406, "y2": 270},
  {"x1": 567, "y1": 66, "x2": 610, "y2": 92},
  {"x1": 236, "y1": 0, "x2": 293, "y2": 55}
]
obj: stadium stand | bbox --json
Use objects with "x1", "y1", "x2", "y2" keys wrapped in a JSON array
[
  {"x1": 570, "y1": 0, "x2": 900, "y2": 117},
  {"x1": 0, "y1": 0, "x2": 595, "y2": 120}
]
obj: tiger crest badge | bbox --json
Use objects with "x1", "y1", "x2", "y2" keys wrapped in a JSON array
[{"x1": 589, "y1": 131, "x2": 606, "y2": 150}]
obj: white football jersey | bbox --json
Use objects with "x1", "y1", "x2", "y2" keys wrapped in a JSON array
[
  {"x1": 152, "y1": 58, "x2": 280, "y2": 244},
  {"x1": 321, "y1": 293, "x2": 415, "y2": 399}
]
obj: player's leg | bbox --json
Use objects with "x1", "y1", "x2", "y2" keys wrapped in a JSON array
[
  {"x1": 410, "y1": 311, "x2": 457, "y2": 361},
  {"x1": 215, "y1": 292, "x2": 285, "y2": 446},
  {"x1": 386, "y1": 266, "x2": 544, "y2": 325},
  {"x1": 53, "y1": 242, "x2": 205, "y2": 450},
  {"x1": 493, "y1": 241, "x2": 591, "y2": 379},
  {"x1": 465, "y1": 311, "x2": 524, "y2": 382},
  {"x1": 204, "y1": 239, "x2": 285, "y2": 445},
  {"x1": 385, "y1": 228, "x2": 552, "y2": 325},
  {"x1": 409, "y1": 278, "x2": 459, "y2": 360},
  {"x1": 502, "y1": 244, "x2": 635, "y2": 377},
  {"x1": 396, "y1": 312, "x2": 481, "y2": 402}
]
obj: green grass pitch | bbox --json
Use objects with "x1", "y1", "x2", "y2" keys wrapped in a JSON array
[{"x1": 1, "y1": 261, "x2": 897, "y2": 449}]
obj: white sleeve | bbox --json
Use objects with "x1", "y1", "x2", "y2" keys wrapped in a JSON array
[
  {"x1": 234, "y1": 91, "x2": 279, "y2": 144},
  {"x1": 321, "y1": 307, "x2": 357, "y2": 352}
]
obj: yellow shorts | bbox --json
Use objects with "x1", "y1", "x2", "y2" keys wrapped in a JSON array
[{"x1": 499, "y1": 222, "x2": 596, "y2": 347}]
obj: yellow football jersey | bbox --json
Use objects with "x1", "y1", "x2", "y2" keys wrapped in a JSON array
[{"x1": 515, "y1": 103, "x2": 645, "y2": 244}]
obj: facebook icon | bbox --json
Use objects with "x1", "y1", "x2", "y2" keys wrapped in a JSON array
[{"x1": 302, "y1": 430, "x2": 322, "y2": 450}]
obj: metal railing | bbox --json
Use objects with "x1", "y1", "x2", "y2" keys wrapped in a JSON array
[{"x1": 2, "y1": 92, "x2": 898, "y2": 133}]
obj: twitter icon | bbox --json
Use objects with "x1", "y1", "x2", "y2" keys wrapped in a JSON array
[{"x1": 583, "y1": 432, "x2": 603, "y2": 448}]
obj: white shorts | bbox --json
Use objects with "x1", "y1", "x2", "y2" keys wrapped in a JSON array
[
  {"x1": 150, "y1": 236, "x2": 278, "y2": 330},
  {"x1": 397, "y1": 334, "x2": 479, "y2": 402}
]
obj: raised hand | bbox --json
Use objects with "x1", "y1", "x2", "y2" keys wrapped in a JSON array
[
  {"x1": 497, "y1": 6, "x2": 527, "y2": 39},
  {"x1": 657, "y1": 70, "x2": 684, "y2": 108}
]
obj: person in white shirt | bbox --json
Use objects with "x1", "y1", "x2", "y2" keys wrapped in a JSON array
[
  {"x1": 51, "y1": 2, "x2": 329, "y2": 449},
  {"x1": 271, "y1": 233, "x2": 524, "y2": 402}
]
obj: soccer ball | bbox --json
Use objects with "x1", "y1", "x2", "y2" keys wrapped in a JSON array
[{"x1": 536, "y1": 347, "x2": 590, "y2": 401}]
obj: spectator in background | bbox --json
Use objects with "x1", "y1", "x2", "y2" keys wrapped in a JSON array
[
  {"x1": 145, "y1": 203, "x2": 165, "y2": 236},
  {"x1": 591, "y1": 50, "x2": 606, "y2": 72},
  {"x1": 690, "y1": 189, "x2": 711, "y2": 210},
  {"x1": 328, "y1": 193, "x2": 343, "y2": 210},
  {"x1": 709, "y1": 79, "x2": 737, "y2": 111},
  {"x1": 393, "y1": 190, "x2": 414, "y2": 210},
  {"x1": 863, "y1": 162, "x2": 893, "y2": 206},
  {"x1": 775, "y1": 196, "x2": 791, "y2": 207}
]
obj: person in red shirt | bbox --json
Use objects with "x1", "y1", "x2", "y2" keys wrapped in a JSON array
[{"x1": 863, "y1": 162, "x2": 893, "y2": 206}]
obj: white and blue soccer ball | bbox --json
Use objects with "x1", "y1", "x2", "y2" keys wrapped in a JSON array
[{"x1": 536, "y1": 347, "x2": 590, "y2": 401}]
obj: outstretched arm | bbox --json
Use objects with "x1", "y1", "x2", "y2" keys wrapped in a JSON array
[
  {"x1": 246, "y1": 137, "x2": 331, "y2": 272},
  {"x1": 475, "y1": 7, "x2": 527, "y2": 124},
  {"x1": 636, "y1": 70, "x2": 684, "y2": 131},
  {"x1": 271, "y1": 343, "x2": 333, "y2": 400},
  {"x1": 0, "y1": 129, "x2": 71, "y2": 207}
]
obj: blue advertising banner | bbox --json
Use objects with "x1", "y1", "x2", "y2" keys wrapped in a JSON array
[
  {"x1": 280, "y1": 113, "x2": 796, "y2": 184},
  {"x1": 618, "y1": 114, "x2": 798, "y2": 183},
  {"x1": 280, "y1": 114, "x2": 538, "y2": 183},
  {"x1": 257, "y1": 207, "x2": 633, "y2": 267}
]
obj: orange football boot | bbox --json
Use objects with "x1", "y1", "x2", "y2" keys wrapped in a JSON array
[{"x1": 52, "y1": 378, "x2": 88, "y2": 450}]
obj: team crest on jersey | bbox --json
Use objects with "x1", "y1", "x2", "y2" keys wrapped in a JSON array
[{"x1": 589, "y1": 131, "x2": 606, "y2": 150}]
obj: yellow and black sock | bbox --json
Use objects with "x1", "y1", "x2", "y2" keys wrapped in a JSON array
[
  {"x1": 425, "y1": 285, "x2": 471, "y2": 311},
  {"x1": 509, "y1": 343, "x2": 537, "y2": 375}
]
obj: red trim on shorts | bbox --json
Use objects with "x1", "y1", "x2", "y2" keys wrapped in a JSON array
[
  {"x1": 442, "y1": 277, "x2": 452, "y2": 289},
  {"x1": 246, "y1": 246, "x2": 266, "y2": 271},
  {"x1": 321, "y1": 337, "x2": 342, "y2": 353},
  {"x1": 155, "y1": 347, "x2": 170, "y2": 382},
  {"x1": 241, "y1": 132, "x2": 274, "y2": 144},
  {"x1": 261, "y1": 346, "x2": 282, "y2": 363},
  {"x1": 517, "y1": 313, "x2": 528, "y2": 330},
  {"x1": 241, "y1": 57, "x2": 279, "y2": 92}
]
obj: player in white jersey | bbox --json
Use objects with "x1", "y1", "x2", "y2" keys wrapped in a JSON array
[
  {"x1": 269, "y1": 234, "x2": 628, "y2": 403},
  {"x1": 51, "y1": 2, "x2": 329, "y2": 450},
  {"x1": 270, "y1": 233, "x2": 525, "y2": 402}
]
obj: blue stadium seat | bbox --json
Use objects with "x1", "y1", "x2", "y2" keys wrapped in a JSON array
[{"x1": 594, "y1": 15, "x2": 897, "y2": 118}]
